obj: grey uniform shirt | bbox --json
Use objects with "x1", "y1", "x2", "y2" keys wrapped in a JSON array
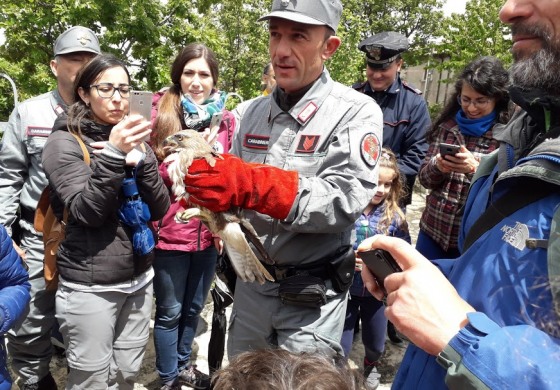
[
  {"x1": 0, "y1": 90, "x2": 65, "y2": 235},
  {"x1": 232, "y1": 68, "x2": 383, "y2": 268}
]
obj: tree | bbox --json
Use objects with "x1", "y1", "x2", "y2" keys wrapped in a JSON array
[
  {"x1": 0, "y1": 0, "x2": 447, "y2": 119},
  {"x1": 432, "y1": 0, "x2": 512, "y2": 74},
  {"x1": 330, "y1": 0, "x2": 445, "y2": 86}
]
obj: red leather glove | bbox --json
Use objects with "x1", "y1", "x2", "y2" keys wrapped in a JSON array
[{"x1": 185, "y1": 153, "x2": 299, "y2": 220}]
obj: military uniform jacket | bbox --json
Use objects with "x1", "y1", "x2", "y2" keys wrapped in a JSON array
[
  {"x1": 353, "y1": 76, "x2": 430, "y2": 180},
  {"x1": 0, "y1": 90, "x2": 65, "y2": 234},
  {"x1": 232, "y1": 68, "x2": 383, "y2": 273}
]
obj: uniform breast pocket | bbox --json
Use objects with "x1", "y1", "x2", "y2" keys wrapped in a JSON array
[
  {"x1": 25, "y1": 136, "x2": 47, "y2": 160},
  {"x1": 285, "y1": 154, "x2": 325, "y2": 177}
]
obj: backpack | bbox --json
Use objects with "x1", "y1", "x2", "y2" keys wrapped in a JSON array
[{"x1": 34, "y1": 133, "x2": 90, "y2": 290}]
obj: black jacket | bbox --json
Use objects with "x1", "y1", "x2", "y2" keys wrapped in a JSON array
[{"x1": 42, "y1": 116, "x2": 170, "y2": 285}]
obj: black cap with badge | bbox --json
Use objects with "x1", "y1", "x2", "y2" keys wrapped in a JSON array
[{"x1": 358, "y1": 31, "x2": 409, "y2": 69}]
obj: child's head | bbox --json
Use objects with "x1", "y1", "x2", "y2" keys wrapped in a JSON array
[{"x1": 371, "y1": 148, "x2": 404, "y2": 207}]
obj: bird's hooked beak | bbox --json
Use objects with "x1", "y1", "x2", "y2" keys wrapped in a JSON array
[{"x1": 163, "y1": 134, "x2": 181, "y2": 154}]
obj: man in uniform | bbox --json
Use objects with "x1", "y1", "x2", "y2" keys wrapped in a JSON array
[
  {"x1": 0, "y1": 26, "x2": 100, "y2": 390},
  {"x1": 354, "y1": 31, "x2": 430, "y2": 208},
  {"x1": 183, "y1": 0, "x2": 383, "y2": 362}
]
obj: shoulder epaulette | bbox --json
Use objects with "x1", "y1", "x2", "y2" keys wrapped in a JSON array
[
  {"x1": 402, "y1": 81, "x2": 422, "y2": 95},
  {"x1": 351, "y1": 81, "x2": 368, "y2": 92}
]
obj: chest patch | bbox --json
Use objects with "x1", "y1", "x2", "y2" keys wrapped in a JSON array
[
  {"x1": 501, "y1": 222, "x2": 529, "y2": 250},
  {"x1": 360, "y1": 133, "x2": 381, "y2": 167},
  {"x1": 244, "y1": 134, "x2": 269, "y2": 150},
  {"x1": 296, "y1": 135, "x2": 320, "y2": 153},
  {"x1": 26, "y1": 127, "x2": 51, "y2": 137}
]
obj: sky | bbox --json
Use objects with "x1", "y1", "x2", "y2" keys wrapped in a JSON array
[{"x1": 443, "y1": 0, "x2": 468, "y2": 16}]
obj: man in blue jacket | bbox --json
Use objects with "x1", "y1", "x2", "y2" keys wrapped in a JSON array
[
  {"x1": 353, "y1": 31, "x2": 430, "y2": 207},
  {"x1": 358, "y1": 1, "x2": 560, "y2": 388}
]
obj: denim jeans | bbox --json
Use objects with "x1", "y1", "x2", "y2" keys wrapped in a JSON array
[
  {"x1": 153, "y1": 247, "x2": 217, "y2": 384},
  {"x1": 340, "y1": 294, "x2": 387, "y2": 363}
]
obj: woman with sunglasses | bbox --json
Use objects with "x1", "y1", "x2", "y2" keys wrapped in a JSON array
[
  {"x1": 415, "y1": 56, "x2": 510, "y2": 260},
  {"x1": 42, "y1": 54, "x2": 170, "y2": 389}
]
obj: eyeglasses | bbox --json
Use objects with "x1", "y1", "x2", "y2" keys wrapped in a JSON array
[
  {"x1": 457, "y1": 95, "x2": 492, "y2": 109},
  {"x1": 90, "y1": 83, "x2": 131, "y2": 99}
]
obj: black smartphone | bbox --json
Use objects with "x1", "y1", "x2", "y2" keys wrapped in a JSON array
[
  {"x1": 439, "y1": 143, "x2": 461, "y2": 159},
  {"x1": 359, "y1": 249, "x2": 402, "y2": 294}
]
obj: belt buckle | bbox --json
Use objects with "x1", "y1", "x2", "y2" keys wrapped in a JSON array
[{"x1": 275, "y1": 266, "x2": 295, "y2": 281}]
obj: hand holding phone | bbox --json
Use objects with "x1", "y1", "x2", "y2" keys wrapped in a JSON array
[
  {"x1": 359, "y1": 249, "x2": 402, "y2": 295},
  {"x1": 439, "y1": 143, "x2": 461, "y2": 159}
]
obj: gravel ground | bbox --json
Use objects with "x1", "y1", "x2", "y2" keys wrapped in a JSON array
[{"x1": 13, "y1": 186, "x2": 427, "y2": 390}]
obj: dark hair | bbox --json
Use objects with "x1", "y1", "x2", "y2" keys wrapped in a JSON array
[
  {"x1": 263, "y1": 62, "x2": 273, "y2": 76},
  {"x1": 66, "y1": 54, "x2": 130, "y2": 136},
  {"x1": 152, "y1": 43, "x2": 219, "y2": 160},
  {"x1": 428, "y1": 56, "x2": 510, "y2": 142},
  {"x1": 211, "y1": 349, "x2": 365, "y2": 390}
]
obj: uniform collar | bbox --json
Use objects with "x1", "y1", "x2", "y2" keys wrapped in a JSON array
[
  {"x1": 364, "y1": 75, "x2": 402, "y2": 96},
  {"x1": 269, "y1": 68, "x2": 334, "y2": 126},
  {"x1": 50, "y1": 89, "x2": 68, "y2": 117}
]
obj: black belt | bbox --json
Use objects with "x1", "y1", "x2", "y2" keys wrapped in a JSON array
[
  {"x1": 264, "y1": 261, "x2": 330, "y2": 282},
  {"x1": 20, "y1": 206, "x2": 35, "y2": 224}
]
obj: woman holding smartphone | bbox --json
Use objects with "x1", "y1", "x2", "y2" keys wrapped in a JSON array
[
  {"x1": 416, "y1": 56, "x2": 510, "y2": 259},
  {"x1": 150, "y1": 43, "x2": 236, "y2": 390},
  {"x1": 42, "y1": 54, "x2": 170, "y2": 388}
]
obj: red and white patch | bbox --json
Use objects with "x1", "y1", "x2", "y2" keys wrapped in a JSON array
[
  {"x1": 360, "y1": 133, "x2": 381, "y2": 167},
  {"x1": 26, "y1": 127, "x2": 51, "y2": 137},
  {"x1": 297, "y1": 102, "x2": 318, "y2": 123}
]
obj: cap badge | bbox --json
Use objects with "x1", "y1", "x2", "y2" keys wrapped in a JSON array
[
  {"x1": 76, "y1": 31, "x2": 92, "y2": 47},
  {"x1": 366, "y1": 46, "x2": 382, "y2": 60},
  {"x1": 281, "y1": 0, "x2": 289, "y2": 7}
]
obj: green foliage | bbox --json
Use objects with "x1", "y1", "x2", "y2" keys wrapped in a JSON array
[
  {"x1": 428, "y1": 101, "x2": 444, "y2": 122},
  {"x1": 431, "y1": 0, "x2": 512, "y2": 73},
  {"x1": 0, "y1": 0, "x2": 511, "y2": 120}
]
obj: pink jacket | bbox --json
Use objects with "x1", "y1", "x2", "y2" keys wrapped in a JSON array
[{"x1": 151, "y1": 91, "x2": 236, "y2": 252}]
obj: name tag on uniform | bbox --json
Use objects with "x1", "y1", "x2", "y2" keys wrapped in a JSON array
[
  {"x1": 244, "y1": 135, "x2": 269, "y2": 150},
  {"x1": 27, "y1": 127, "x2": 51, "y2": 137}
]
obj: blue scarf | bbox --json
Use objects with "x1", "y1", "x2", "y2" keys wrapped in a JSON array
[
  {"x1": 455, "y1": 109, "x2": 497, "y2": 137},
  {"x1": 181, "y1": 90, "x2": 227, "y2": 131}
]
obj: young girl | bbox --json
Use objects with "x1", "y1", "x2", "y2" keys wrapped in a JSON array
[{"x1": 340, "y1": 148, "x2": 410, "y2": 389}]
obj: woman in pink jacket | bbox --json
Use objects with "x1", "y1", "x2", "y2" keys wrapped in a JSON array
[{"x1": 150, "y1": 43, "x2": 236, "y2": 390}]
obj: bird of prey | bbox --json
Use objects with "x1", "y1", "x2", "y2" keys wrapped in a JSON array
[{"x1": 164, "y1": 129, "x2": 274, "y2": 284}]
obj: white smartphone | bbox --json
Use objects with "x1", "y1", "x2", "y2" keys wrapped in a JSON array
[
  {"x1": 209, "y1": 112, "x2": 223, "y2": 130},
  {"x1": 129, "y1": 90, "x2": 152, "y2": 122}
]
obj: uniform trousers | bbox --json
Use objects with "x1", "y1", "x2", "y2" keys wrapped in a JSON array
[
  {"x1": 56, "y1": 281, "x2": 153, "y2": 390},
  {"x1": 227, "y1": 279, "x2": 348, "y2": 359},
  {"x1": 7, "y1": 231, "x2": 57, "y2": 387}
]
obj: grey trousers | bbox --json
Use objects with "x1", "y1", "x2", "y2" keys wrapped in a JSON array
[
  {"x1": 227, "y1": 279, "x2": 348, "y2": 359},
  {"x1": 56, "y1": 281, "x2": 153, "y2": 390},
  {"x1": 7, "y1": 232, "x2": 57, "y2": 388}
]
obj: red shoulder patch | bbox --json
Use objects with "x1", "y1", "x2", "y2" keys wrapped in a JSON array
[{"x1": 360, "y1": 133, "x2": 381, "y2": 167}]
